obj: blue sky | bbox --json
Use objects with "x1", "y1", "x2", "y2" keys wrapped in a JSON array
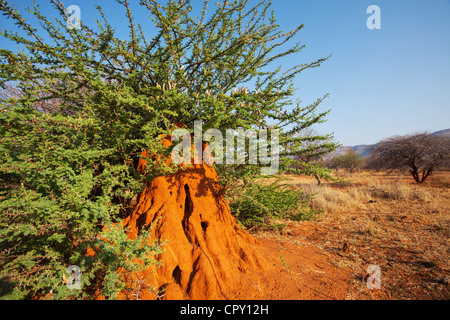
[
  {"x1": 1, "y1": 0, "x2": 449, "y2": 146},
  {"x1": 273, "y1": 0, "x2": 450, "y2": 146}
]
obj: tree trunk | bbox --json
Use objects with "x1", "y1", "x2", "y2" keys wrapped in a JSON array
[
  {"x1": 314, "y1": 173, "x2": 321, "y2": 186},
  {"x1": 410, "y1": 165, "x2": 420, "y2": 183},
  {"x1": 410, "y1": 165, "x2": 433, "y2": 184},
  {"x1": 419, "y1": 168, "x2": 433, "y2": 183}
]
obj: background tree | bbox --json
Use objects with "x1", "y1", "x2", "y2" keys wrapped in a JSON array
[
  {"x1": 367, "y1": 133, "x2": 450, "y2": 183},
  {"x1": 0, "y1": 0, "x2": 334, "y2": 298},
  {"x1": 330, "y1": 149, "x2": 364, "y2": 174},
  {"x1": 282, "y1": 128, "x2": 338, "y2": 185}
]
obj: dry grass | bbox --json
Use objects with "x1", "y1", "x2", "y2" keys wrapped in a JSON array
[
  {"x1": 265, "y1": 170, "x2": 450, "y2": 299},
  {"x1": 302, "y1": 177, "x2": 436, "y2": 215}
]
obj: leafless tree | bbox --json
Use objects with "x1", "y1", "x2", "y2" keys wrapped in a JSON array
[{"x1": 368, "y1": 133, "x2": 450, "y2": 183}]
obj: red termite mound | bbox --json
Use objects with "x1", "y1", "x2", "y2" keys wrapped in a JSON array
[{"x1": 120, "y1": 144, "x2": 272, "y2": 300}]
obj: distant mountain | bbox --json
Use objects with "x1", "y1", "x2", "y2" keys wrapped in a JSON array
[
  {"x1": 324, "y1": 128, "x2": 450, "y2": 159},
  {"x1": 348, "y1": 144, "x2": 375, "y2": 157},
  {"x1": 431, "y1": 128, "x2": 450, "y2": 138}
]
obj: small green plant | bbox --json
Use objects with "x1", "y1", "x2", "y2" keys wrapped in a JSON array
[{"x1": 279, "y1": 245, "x2": 287, "y2": 267}]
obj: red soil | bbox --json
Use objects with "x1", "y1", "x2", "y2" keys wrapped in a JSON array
[{"x1": 226, "y1": 236, "x2": 352, "y2": 300}]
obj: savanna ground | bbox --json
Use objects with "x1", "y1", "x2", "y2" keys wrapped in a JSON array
[{"x1": 236, "y1": 170, "x2": 449, "y2": 300}]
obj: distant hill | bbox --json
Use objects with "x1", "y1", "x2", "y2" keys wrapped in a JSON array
[
  {"x1": 324, "y1": 128, "x2": 450, "y2": 159},
  {"x1": 348, "y1": 144, "x2": 375, "y2": 157},
  {"x1": 431, "y1": 128, "x2": 450, "y2": 138}
]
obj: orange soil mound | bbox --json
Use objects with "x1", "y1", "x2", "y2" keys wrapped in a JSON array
[{"x1": 120, "y1": 147, "x2": 272, "y2": 299}]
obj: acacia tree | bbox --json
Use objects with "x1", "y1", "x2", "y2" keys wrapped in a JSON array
[
  {"x1": 282, "y1": 128, "x2": 338, "y2": 185},
  {"x1": 368, "y1": 133, "x2": 450, "y2": 183},
  {"x1": 331, "y1": 149, "x2": 364, "y2": 173},
  {"x1": 0, "y1": 0, "x2": 334, "y2": 299}
]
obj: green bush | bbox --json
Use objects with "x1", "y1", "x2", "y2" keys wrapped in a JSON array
[
  {"x1": 0, "y1": 105, "x2": 164, "y2": 299},
  {"x1": 331, "y1": 150, "x2": 364, "y2": 173},
  {"x1": 228, "y1": 178, "x2": 321, "y2": 229}
]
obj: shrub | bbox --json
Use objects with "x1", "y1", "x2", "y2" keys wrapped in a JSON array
[
  {"x1": 228, "y1": 178, "x2": 320, "y2": 229},
  {"x1": 331, "y1": 149, "x2": 364, "y2": 173}
]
